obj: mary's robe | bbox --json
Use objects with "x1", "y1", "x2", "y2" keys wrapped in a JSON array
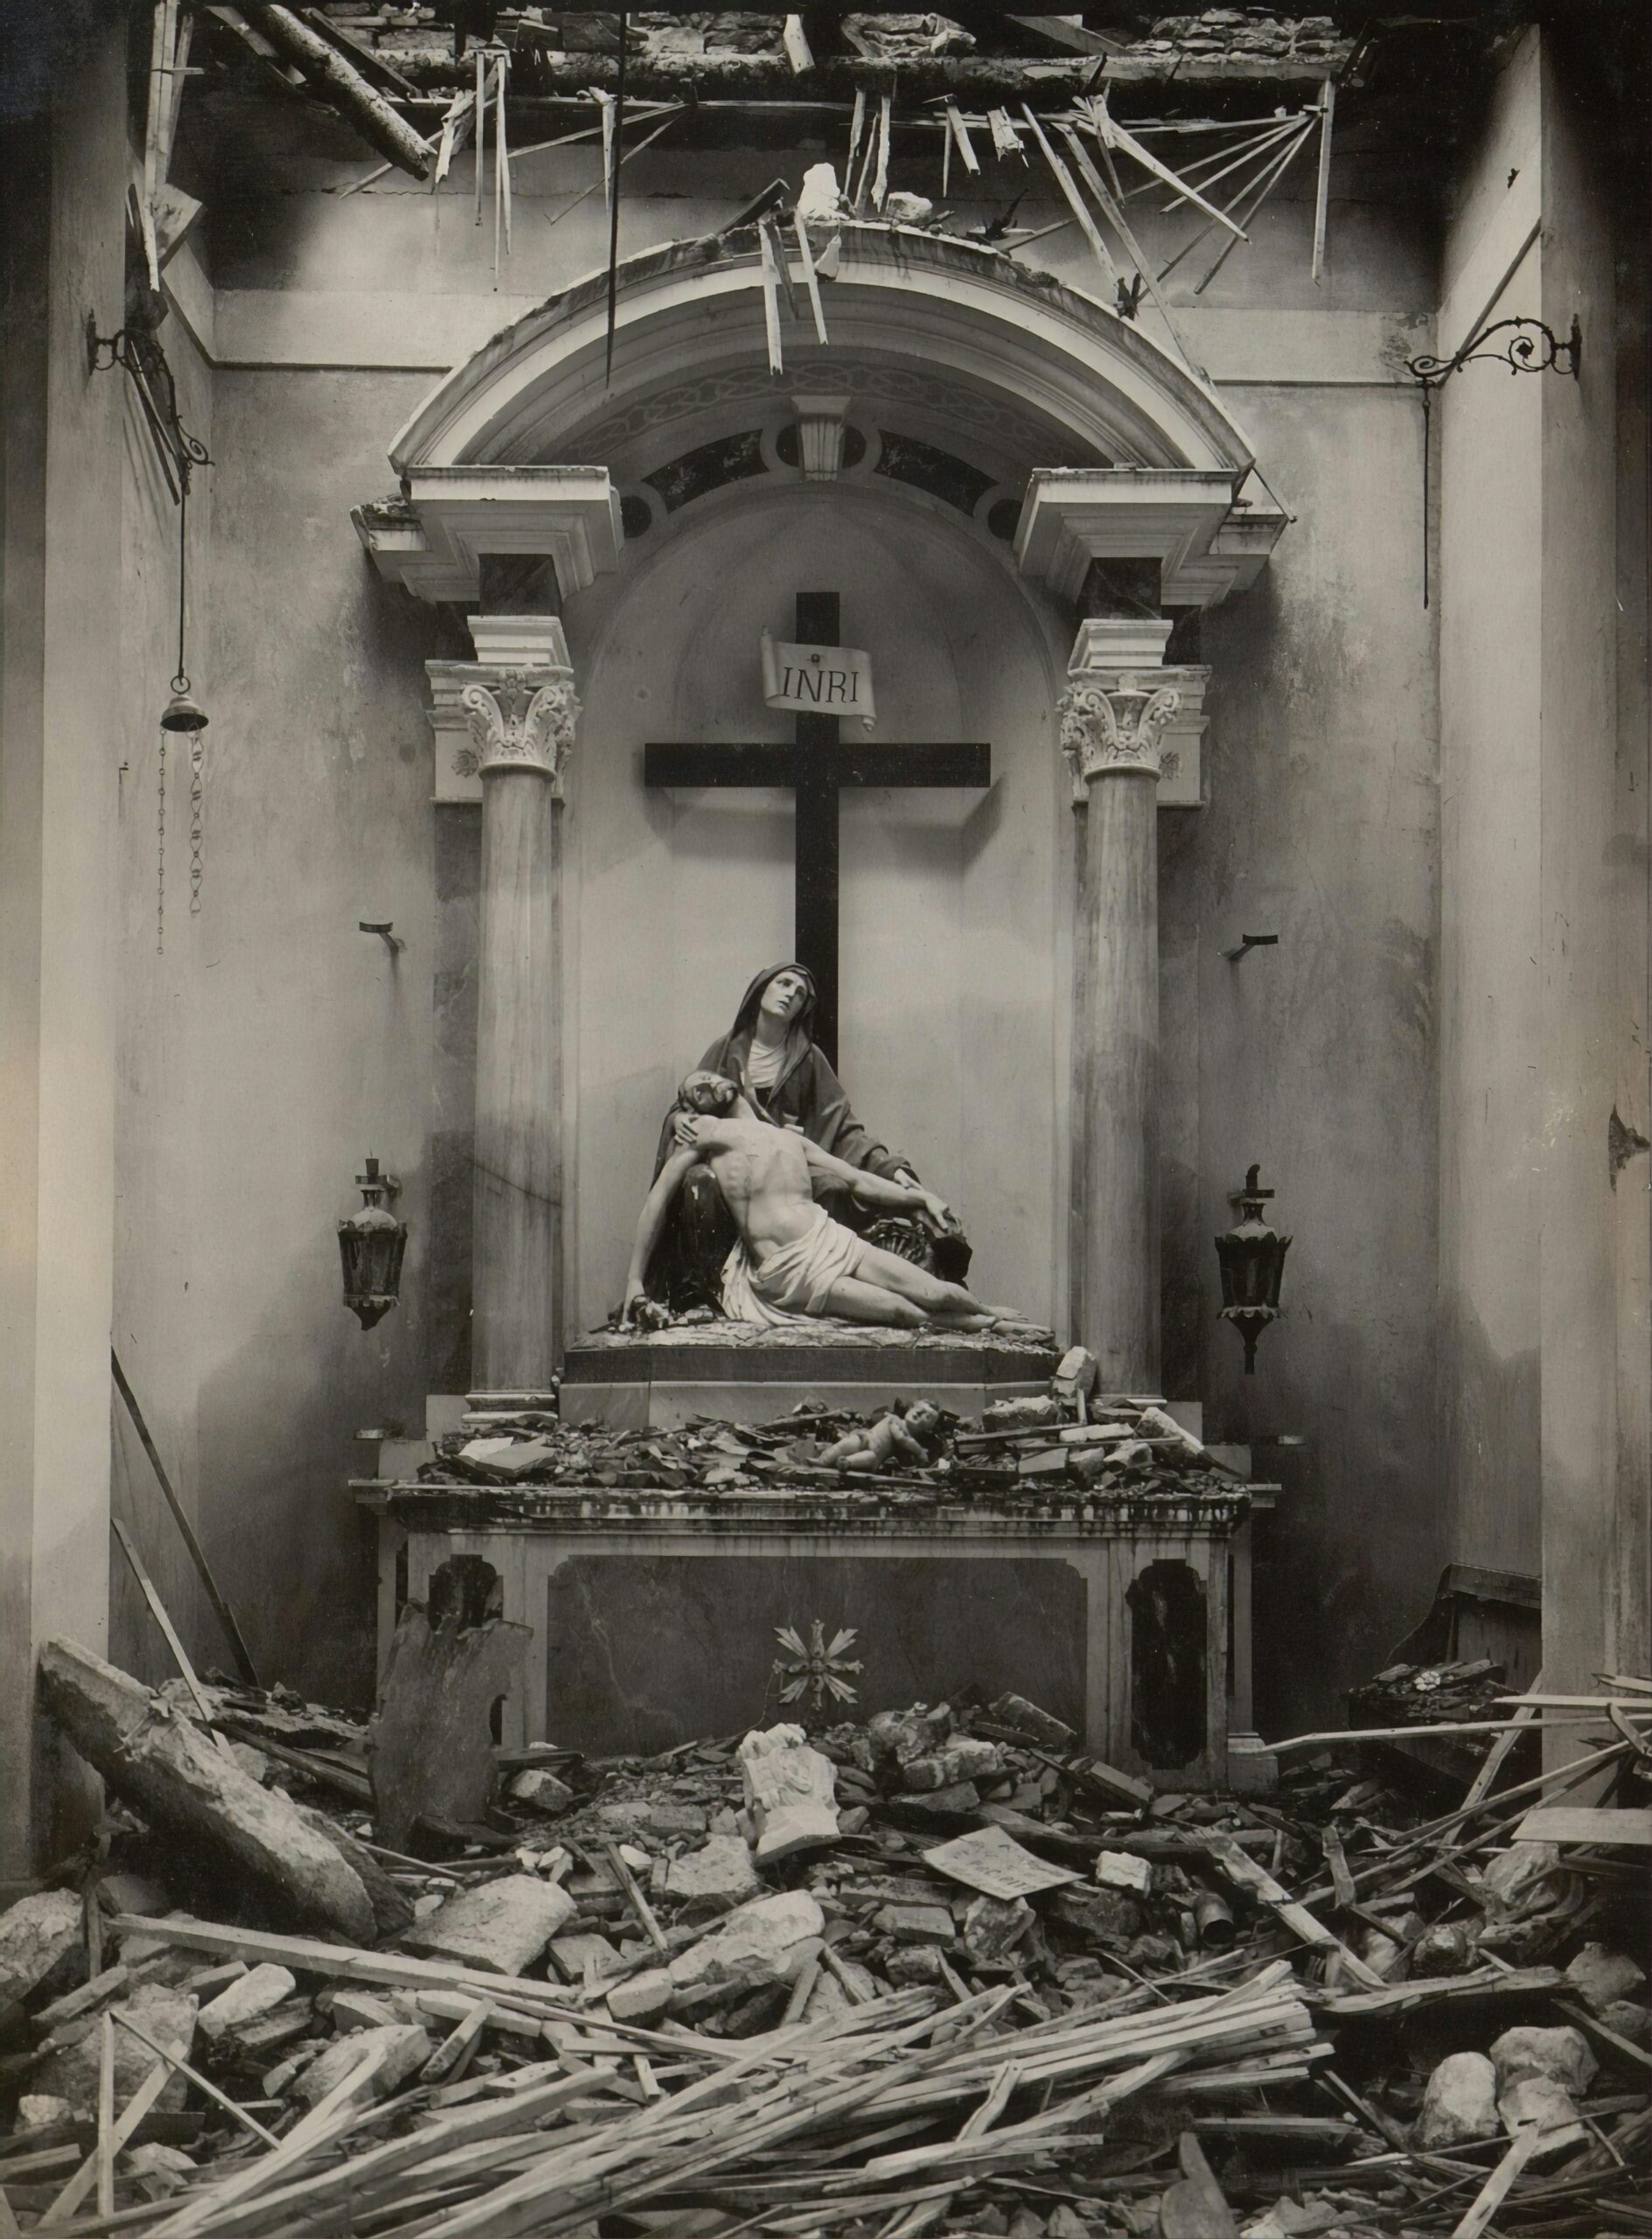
[{"x1": 643, "y1": 962, "x2": 917, "y2": 1308}]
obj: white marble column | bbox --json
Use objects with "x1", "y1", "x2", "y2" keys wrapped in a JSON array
[
  {"x1": 1060, "y1": 619, "x2": 1208, "y2": 1391},
  {"x1": 429, "y1": 617, "x2": 579, "y2": 1391}
]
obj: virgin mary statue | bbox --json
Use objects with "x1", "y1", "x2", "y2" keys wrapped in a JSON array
[{"x1": 643, "y1": 960, "x2": 971, "y2": 1311}]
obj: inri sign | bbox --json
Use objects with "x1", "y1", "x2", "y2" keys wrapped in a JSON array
[{"x1": 760, "y1": 631, "x2": 876, "y2": 729}]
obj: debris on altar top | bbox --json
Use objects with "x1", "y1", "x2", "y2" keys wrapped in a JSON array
[
  {"x1": 2, "y1": 1634, "x2": 1647, "y2": 2235},
  {"x1": 429, "y1": 1344, "x2": 1248, "y2": 1506}
]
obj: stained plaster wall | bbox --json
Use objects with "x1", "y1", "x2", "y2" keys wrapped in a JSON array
[
  {"x1": 1436, "y1": 24, "x2": 1651, "y2": 1718},
  {"x1": 118, "y1": 113, "x2": 1439, "y2": 1725}
]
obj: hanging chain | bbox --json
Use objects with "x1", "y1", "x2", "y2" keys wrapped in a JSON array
[
  {"x1": 157, "y1": 735, "x2": 166, "y2": 953},
  {"x1": 189, "y1": 737, "x2": 204, "y2": 913}
]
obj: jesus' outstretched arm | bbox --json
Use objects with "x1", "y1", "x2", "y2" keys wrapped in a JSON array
[{"x1": 623, "y1": 1146, "x2": 702, "y2": 1323}]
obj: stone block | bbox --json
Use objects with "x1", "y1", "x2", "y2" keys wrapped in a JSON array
[
  {"x1": 663, "y1": 1835, "x2": 763, "y2": 1916},
  {"x1": 403, "y1": 1873, "x2": 575, "y2": 1975},
  {"x1": 297, "y1": 2023, "x2": 433, "y2": 2105},
  {"x1": 198, "y1": 1963, "x2": 298, "y2": 2043},
  {"x1": 607, "y1": 1968, "x2": 673, "y2": 2024},
  {"x1": 1489, "y1": 2025, "x2": 1597, "y2": 2096},
  {"x1": 1417, "y1": 2051, "x2": 1498, "y2": 2146},
  {"x1": 18, "y1": 2095, "x2": 74, "y2": 2130},
  {"x1": 643, "y1": 1803, "x2": 709, "y2": 1838},
  {"x1": 874, "y1": 1903, "x2": 956, "y2": 1944},
  {"x1": 1093, "y1": 1852, "x2": 1154, "y2": 1894},
  {"x1": 986, "y1": 1692, "x2": 1076, "y2": 1752},
  {"x1": 0, "y1": 1890, "x2": 83, "y2": 2005},
  {"x1": 331, "y1": 1990, "x2": 401, "y2": 2033},
  {"x1": 667, "y1": 1892, "x2": 824, "y2": 2007}
]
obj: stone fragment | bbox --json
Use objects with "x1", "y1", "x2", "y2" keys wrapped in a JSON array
[
  {"x1": 962, "y1": 1894, "x2": 1034, "y2": 1964},
  {"x1": 1047, "y1": 2208, "x2": 1091, "y2": 2239},
  {"x1": 863, "y1": 1705, "x2": 952, "y2": 1777},
  {"x1": 1094, "y1": 1851, "x2": 1154, "y2": 1894},
  {"x1": 330, "y1": 1989, "x2": 400, "y2": 2033},
  {"x1": 234, "y1": 1999, "x2": 317, "y2": 2060},
  {"x1": 197, "y1": 1963, "x2": 297, "y2": 2043},
  {"x1": 1489, "y1": 2024, "x2": 1597, "y2": 2096},
  {"x1": 0, "y1": 1889, "x2": 83, "y2": 2005},
  {"x1": 548, "y1": 1932, "x2": 625, "y2": 1984},
  {"x1": 668, "y1": 1892, "x2": 824, "y2": 2007},
  {"x1": 35, "y1": 1984, "x2": 198, "y2": 2114},
  {"x1": 874, "y1": 1903, "x2": 956, "y2": 1944},
  {"x1": 98, "y1": 1873, "x2": 172, "y2": 1917},
  {"x1": 739, "y1": 1726, "x2": 840, "y2": 1862},
  {"x1": 840, "y1": 1805, "x2": 869, "y2": 1836},
  {"x1": 508, "y1": 1768, "x2": 575, "y2": 1810},
  {"x1": 900, "y1": 1782, "x2": 981, "y2": 1816},
  {"x1": 1412, "y1": 1921, "x2": 1476, "y2": 1977},
  {"x1": 901, "y1": 1739, "x2": 1001, "y2": 1792},
  {"x1": 1481, "y1": 1842, "x2": 1561, "y2": 1909},
  {"x1": 987, "y1": 1691, "x2": 1077, "y2": 1752},
  {"x1": 886, "y1": 1945, "x2": 946, "y2": 1985},
  {"x1": 643, "y1": 1802, "x2": 708, "y2": 1838},
  {"x1": 1052, "y1": 1344, "x2": 1099, "y2": 1406},
  {"x1": 1050, "y1": 1886, "x2": 1144, "y2": 1946},
  {"x1": 1416, "y1": 2051, "x2": 1499, "y2": 2146},
  {"x1": 402, "y1": 1873, "x2": 575, "y2": 1975},
  {"x1": 124, "y1": 2141, "x2": 195, "y2": 2194},
  {"x1": 1498, "y1": 2075, "x2": 1582, "y2": 2148},
  {"x1": 1600, "y1": 1998, "x2": 1651, "y2": 2045},
  {"x1": 664, "y1": 1834, "x2": 763, "y2": 1915},
  {"x1": 18, "y1": 2094, "x2": 74, "y2": 2130},
  {"x1": 1564, "y1": 1941, "x2": 1646, "y2": 2013},
  {"x1": 296, "y1": 2022, "x2": 432, "y2": 2105},
  {"x1": 606, "y1": 1968, "x2": 673, "y2": 2025}
]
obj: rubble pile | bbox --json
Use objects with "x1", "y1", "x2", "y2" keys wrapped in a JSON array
[
  {"x1": 439, "y1": 1349, "x2": 1245, "y2": 1511},
  {"x1": 3, "y1": 1655, "x2": 1649, "y2": 2236}
]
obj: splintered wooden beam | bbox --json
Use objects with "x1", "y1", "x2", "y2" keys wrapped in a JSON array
[{"x1": 240, "y1": 4, "x2": 432, "y2": 177}]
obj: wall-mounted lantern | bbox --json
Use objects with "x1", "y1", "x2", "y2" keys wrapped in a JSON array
[
  {"x1": 1215, "y1": 1165, "x2": 1291, "y2": 1375},
  {"x1": 338, "y1": 1156, "x2": 407, "y2": 1330}
]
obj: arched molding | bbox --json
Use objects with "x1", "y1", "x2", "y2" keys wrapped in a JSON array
[{"x1": 388, "y1": 226, "x2": 1257, "y2": 478}]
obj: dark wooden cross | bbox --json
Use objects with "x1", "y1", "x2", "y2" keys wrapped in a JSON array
[{"x1": 645, "y1": 591, "x2": 991, "y2": 1063}]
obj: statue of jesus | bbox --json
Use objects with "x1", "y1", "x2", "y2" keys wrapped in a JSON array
[
  {"x1": 623, "y1": 1072, "x2": 1026, "y2": 1334},
  {"x1": 642, "y1": 961, "x2": 970, "y2": 1310}
]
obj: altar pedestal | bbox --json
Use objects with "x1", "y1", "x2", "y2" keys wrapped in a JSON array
[
  {"x1": 355, "y1": 1477, "x2": 1267, "y2": 1790},
  {"x1": 558, "y1": 1326, "x2": 1056, "y2": 1430}
]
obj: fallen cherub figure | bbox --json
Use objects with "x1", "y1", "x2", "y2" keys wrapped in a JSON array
[
  {"x1": 623, "y1": 1072, "x2": 1045, "y2": 1336},
  {"x1": 820, "y1": 1400, "x2": 944, "y2": 1471}
]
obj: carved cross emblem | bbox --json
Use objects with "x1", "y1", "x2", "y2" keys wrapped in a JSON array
[{"x1": 772, "y1": 1620, "x2": 864, "y2": 1708}]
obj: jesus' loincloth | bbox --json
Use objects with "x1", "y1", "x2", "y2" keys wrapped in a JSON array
[{"x1": 721, "y1": 1204, "x2": 877, "y2": 1327}]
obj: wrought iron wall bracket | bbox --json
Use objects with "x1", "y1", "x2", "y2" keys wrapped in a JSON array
[
  {"x1": 86, "y1": 312, "x2": 212, "y2": 503},
  {"x1": 1405, "y1": 316, "x2": 1581, "y2": 609},
  {"x1": 1406, "y1": 313, "x2": 1581, "y2": 394}
]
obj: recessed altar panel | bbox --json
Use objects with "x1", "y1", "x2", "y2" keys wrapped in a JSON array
[
  {"x1": 544, "y1": 1552, "x2": 1086, "y2": 1756},
  {"x1": 569, "y1": 484, "x2": 1069, "y2": 1337}
]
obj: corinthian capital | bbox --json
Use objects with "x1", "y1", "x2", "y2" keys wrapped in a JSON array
[
  {"x1": 1059, "y1": 675, "x2": 1182, "y2": 783},
  {"x1": 460, "y1": 669, "x2": 581, "y2": 784}
]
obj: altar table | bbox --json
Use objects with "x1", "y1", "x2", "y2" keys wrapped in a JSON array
[{"x1": 355, "y1": 1475, "x2": 1271, "y2": 1790}]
